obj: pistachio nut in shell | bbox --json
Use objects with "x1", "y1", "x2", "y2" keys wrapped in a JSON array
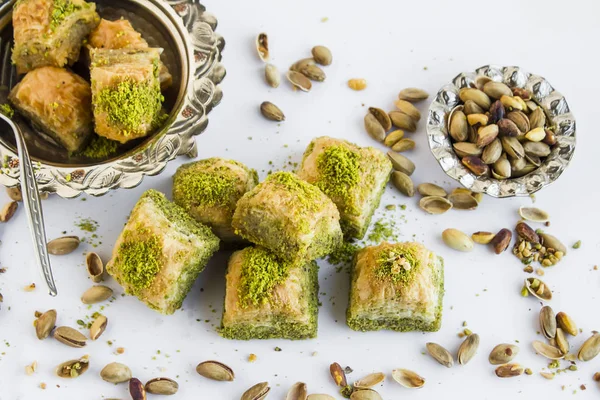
[
  {"x1": 474, "y1": 75, "x2": 493, "y2": 90},
  {"x1": 525, "y1": 277, "x2": 552, "y2": 301},
  {"x1": 290, "y1": 58, "x2": 315, "y2": 73},
  {"x1": 384, "y1": 129, "x2": 404, "y2": 147},
  {"x1": 398, "y1": 87, "x2": 428, "y2": 103},
  {"x1": 556, "y1": 312, "x2": 578, "y2": 336},
  {"x1": 533, "y1": 340, "x2": 564, "y2": 360},
  {"x1": 81, "y1": 285, "x2": 113, "y2": 304},
  {"x1": 368, "y1": 107, "x2": 392, "y2": 131},
  {"x1": 461, "y1": 156, "x2": 489, "y2": 176},
  {"x1": 483, "y1": 81, "x2": 512, "y2": 99},
  {"x1": 391, "y1": 368, "x2": 425, "y2": 388},
  {"x1": 260, "y1": 101, "x2": 285, "y2": 121},
  {"x1": 476, "y1": 124, "x2": 499, "y2": 148},
  {"x1": 488, "y1": 100, "x2": 505, "y2": 124},
  {"x1": 299, "y1": 64, "x2": 326, "y2": 82},
  {"x1": 389, "y1": 111, "x2": 417, "y2": 132},
  {"x1": 513, "y1": 87, "x2": 532, "y2": 100},
  {"x1": 488, "y1": 344, "x2": 519, "y2": 365},
  {"x1": 419, "y1": 196, "x2": 452, "y2": 215},
  {"x1": 519, "y1": 206, "x2": 550, "y2": 223},
  {"x1": 286, "y1": 382, "x2": 307, "y2": 400},
  {"x1": 515, "y1": 222, "x2": 539, "y2": 243},
  {"x1": 47, "y1": 235, "x2": 80, "y2": 255},
  {"x1": 497, "y1": 118, "x2": 520, "y2": 137},
  {"x1": 35, "y1": 309, "x2": 57, "y2": 340},
  {"x1": 529, "y1": 107, "x2": 546, "y2": 129},
  {"x1": 490, "y1": 228, "x2": 512, "y2": 254},
  {"x1": 311, "y1": 45, "x2": 332, "y2": 66},
  {"x1": 196, "y1": 360, "x2": 234, "y2": 381},
  {"x1": 387, "y1": 151, "x2": 415, "y2": 175},
  {"x1": 100, "y1": 362, "x2": 132, "y2": 383},
  {"x1": 540, "y1": 305, "x2": 557, "y2": 339},
  {"x1": 458, "y1": 333, "x2": 480, "y2": 365},
  {"x1": 523, "y1": 141, "x2": 551, "y2": 157},
  {"x1": 145, "y1": 377, "x2": 179, "y2": 395},
  {"x1": 364, "y1": 113, "x2": 386, "y2": 142},
  {"x1": 495, "y1": 363, "x2": 524, "y2": 378},
  {"x1": 481, "y1": 138, "x2": 502, "y2": 165},
  {"x1": 417, "y1": 183, "x2": 447, "y2": 198},
  {"x1": 471, "y1": 231, "x2": 496, "y2": 244},
  {"x1": 86, "y1": 252, "x2": 104, "y2": 283},
  {"x1": 350, "y1": 389, "x2": 383, "y2": 400},
  {"x1": 241, "y1": 381, "x2": 270, "y2": 400},
  {"x1": 354, "y1": 372, "x2": 385, "y2": 389},
  {"x1": 130, "y1": 377, "x2": 147, "y2": 400},
  {"x1": 447, "y1": 192, "x2": 478, "y2": 210},
  {"x1": 425, "y1": 342, "x2": 454, "y2": 368},
  {"x1": 256, "y1": 33, "x2": 269, "y2": 61},
  {"x1": 578, "y1": 333, "x2": 600, "y2": 361},
  {"x1": 501, "y1": 136, "x2": 525, "y2": 159},
  {"x1": 459, "y1": 88, "x2": 491, "y2": 110},
  {"x1": 539, "y1": 233, "x2": 567, "y2": 254},
  {"x1": 394, "y1": 99, "x2": 421, "y2": 121},
  {"x1": 55, "y1": 355, "x2": 89, "y2": 378},
  {"x1": 463, "y1": 100, "x2": 484, "y2": 115},
  {"x1": 53, "y1": 326, "x2": 87, "y2": 348},
  {"x1": 442, "y1": 228, "x2": 474, "y2": 252},
  {"x1": 449, "y1": 110, "x2": 468, "y2": 142},
  {"x1": 392, "y1": 138, "x2": 415, "y2": 153},
  {"x1": 506, "y1": 111, "x2": 530, "y2": 133},
  {"x1": 453, "y1": 142, "x2": 482, "y2": 158}
]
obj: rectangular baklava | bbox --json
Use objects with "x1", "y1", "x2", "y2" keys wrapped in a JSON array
[
  {"x1": 172, "y1": 158, "x2": 258, "y2": 243},
  {"x1": 12, "y1": 0, "x2": 99, "y2": 73},
  {"x1": 90, "y1": 48, "x2": 166, "y2": 143},
  {"x1": 220, "y1": 246, "x2": 319, "y2": 340},
  {"x1": 9, "y1": 66, "x2": 93, "y2": 152},
  {"x1": 106, "y1": 189, "x2": 220, "y2": 314},
  {"x1": 347, "y1": 242, "x2": 444, "y2": 332},
  {"x1": 297, "y1": 136, "x2": 392, "y2": 239},
  {"x1": 232, "y1": 171, "x2": 343, "y2": 262}
]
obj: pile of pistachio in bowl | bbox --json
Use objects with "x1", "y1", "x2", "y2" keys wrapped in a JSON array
[{"x1": 447, "y1": 79, "x2": 556, "y2": 180}]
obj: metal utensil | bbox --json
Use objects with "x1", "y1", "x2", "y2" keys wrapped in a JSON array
[{"x1": 0, "y1": 36, "x2": 56, "y2": 296}]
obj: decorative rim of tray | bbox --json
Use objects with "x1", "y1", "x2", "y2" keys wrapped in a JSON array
[
  {"x1": 0, "y1": 0, "x2": 225, "y2": 198},
  {"x1": 426, "y1": 65, "x2": 576, "y2": 198}
]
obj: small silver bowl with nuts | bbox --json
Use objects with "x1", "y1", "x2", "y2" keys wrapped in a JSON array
[{"x1": 426, "y1": 65, "x2": 576, "y2": 197}]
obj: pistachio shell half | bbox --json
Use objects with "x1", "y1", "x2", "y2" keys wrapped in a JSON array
[{"x1": 391, "y1": 369, "x2": 425, "y2": 388}]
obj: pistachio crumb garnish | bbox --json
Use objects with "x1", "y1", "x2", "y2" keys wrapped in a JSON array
[{"x1": 572, "y1": 240, "x2": 581, "y2": 249}]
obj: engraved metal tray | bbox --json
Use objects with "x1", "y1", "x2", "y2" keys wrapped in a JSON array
[
  {"x1": 426, "y1": 65, "x2": 576, "y2": 197},
  {"x1": 0, "y1": 0, "x2": 225, "y2": 197}
]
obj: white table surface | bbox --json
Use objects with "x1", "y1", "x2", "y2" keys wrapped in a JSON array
[{"x1": 1, "y1": 0, "x2": 599, "y2": 398}]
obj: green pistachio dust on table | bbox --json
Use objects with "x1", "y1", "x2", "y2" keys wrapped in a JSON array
[{"x1": 238, "y1": 248, "x2": 290, "y2": 308}]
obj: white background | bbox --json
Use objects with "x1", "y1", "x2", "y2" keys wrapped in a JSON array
[{"x1": 0, "y1": 0, "x2": 599, "y2": 398}]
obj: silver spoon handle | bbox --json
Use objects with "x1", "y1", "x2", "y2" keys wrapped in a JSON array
[{"x1": 9, "y1": 118, "x2": 57, "y2": 296}]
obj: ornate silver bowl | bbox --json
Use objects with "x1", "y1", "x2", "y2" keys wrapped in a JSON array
[
  {"x1": 426, "y1": 65, "x2": 576, "y2": 197},
  {"x1": 0, "y1": 0, "x2": 225, "y2": 198}
]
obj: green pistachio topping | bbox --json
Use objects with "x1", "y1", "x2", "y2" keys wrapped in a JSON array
[
  {"x1": 238, "y1": 247, "x2": 291, "y2": 308},
  {"x1": 0, "y1": 104, "x2": 14, "y2": 119},
  {"x1": 50, "y1": 0, "x2": 81, "y2": 30},
  {"x1": 80, "y1": 136, "x2": 119, "y2": 159},
  {"x1": 375, "y1": 246, "x2": 420, "y2": 284},
  {"x1": 315, "y1": 145, "x2": 360, "y2": 199},
  {"x1": 267, "y1": 171, "x2": 321, "y2": 213},
  {"x1": 173, "y1": 166, "x2": 238, "y2": 208},
  {"x1": 94, "y1": 79, "x2": 164, "y2": 136},
  {"x1": 117, "y1": 230, "x2": 162, "y2": 293}
]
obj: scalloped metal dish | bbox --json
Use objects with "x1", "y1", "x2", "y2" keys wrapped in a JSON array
[
  {"x1": 0, "y1": 0, "x2": 225, "y2": 198},
  {"x1": 426, "y1": 65, "x2": 576, "y2": 198}
]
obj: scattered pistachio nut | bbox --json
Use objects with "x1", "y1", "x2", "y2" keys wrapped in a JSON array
[
  {"x1": 420, "y1": 196, "x2": 452, "y2": 215},
  {"x1": 540, "y1": 372, "x2": 555, "y2": 380},
  {"x1": 539, "y1": 305, "x2": 557, "y2": 339},
  {"x1": 90, "y1": 314, "x2": 108, "y2": 341},
  {"x1": 495, "y1": 363, "x2": 524, "y2": 378},
  {"x1": 130, "y1": 377, "x2": 147, "y2": 400},
  {"x1": 556, "y1": 328, "x2": 570, "y2": 355},
  {"x1": 391, "y1": 138, "x2": 415, "y2": 153},
  {"x1": 524, "y1": 277, "x2": 552, "y2": 301},
  {"x1": 490, "y1": 228, "x2": 512, "y2": 254},
  {"x1": 100, "y1": 362, "x2": 132, "y2": 383},
  {"x1": 286, "y1": 382, "x2": 308, "y2": 400},
  {"x1": 329, "y1": 362, "x2": 347, "y2": 387},
  {"x1": 398, "y1": 88, "x2": 428, "y2": 103},
  {"x1": 53, "y1": 326, "x2": 87, "y2": 348},
  {"x1": 556, "y1": 312, "x2": 578, "y2": 336},
  {"x1": 384, "y1": 129, "x2": 404, "y2": 147},
  {"x1": 387, "y1": 151, "x2": 415, "y2": 175},
  {"x1": 299, "y1": 64, "x2": 326, "y2": 82},
  {"x1": 81, "y1": 285, "x2": 113, "y2": 304},
  {"x1": 442, "y1": 228, "x2": 474, "y2": 252},
  {"x1": 457, "y1": 333, "x2": 480, "y2": 365},
  {"x1": 532, "y1": 340, "x2": 564, "y2": 360},
  {"x1": 260, "y1": 101, "x2": 285, "y2": 122},
  {"x1": 0, "y1": 201, "x2": 17, "y2": 222},
  {"x1": 290, "y1": 58, "x2": 315, "y2": 73},
  {"x1": 145, "y1": 377, "x2": 179, "y2": 395},
  {"x1": 368, "y1": 107, "x2": 392, "y2": 131},
  {"x1": 35, "y1": 309, "x2": 57, "y2": 340},
  {"x1": 55, "y1": 355, "x2": 89, "y2": 378},
  {"x1": 471, "y1": 231, "x2": 495, "y2": 245},
  {"x1": 348, "y1": 78, "x2": 367, "y2": 91},
  {"x1": 256, "y1": 33, "x2": 269, "y2": 61},
  {"x1": 391, "y1": 368, "x2": 425, "y2": 388},
  {"x1": 354, "y1": 372, "x2": 385, "y2": 389},
  {"x1": 286, "y1": 71, "x2": 312, "y2": 92},
  {"x1": 311, "y1": 45, "x2": 332, "y2": 66},
  {"x1": 425, "y1": 342, "x2": 454, "y2": 368},
  {"x1": 394, "y1": 99, "x2": 421, "y2": 121},
  {"x1": 391, "y1": 171, "x2": 414, "y2": 197},
  {"x1": 47, "y1": 236, "x2": 80, "y2": 255},
  {"x1": 417, "y1": 183, "x2": 447, "y2": 198},
  {"x1": 389, "y1": 111, "x2": 417, "y2": 132},
  {"x1": 86, "y1": 252, "x2": 104, "y2": 283},
  {"x1": 515, "y1": 222, "x2": 539, "y2": 243},
  {"x1": 578, "y1": 333, "x2": 600, "y2": 362},
  {"x1": 447, "y1": 192, "x2": 478, "y2": 210},
  {"x1": 264, "y1": 64, "x2": 280, "y2": 88},
  {"x1": 241, "y1": 382, "x2": 270, "y2": 400},
  {"x1": 196, "y1": 360, "x2": 235, "y2": 381},
  {"x1": 488, "y1": 344, "x2": 519, "y2": 365},
  {"x1": 364, "y1": 113, "x2": 386, "y2": 142}
]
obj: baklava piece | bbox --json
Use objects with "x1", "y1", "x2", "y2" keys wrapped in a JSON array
[
  {"x1": 88, "y1": 18, "x2": 172, "y2": 90},
  {"x1": 9, "y1": 66, "x2": 93, "y2": 152},
  {"x1": 232, "y1": 172, "x2": 342, "y2": 262},
  {"x1": 220, "y1": 247, "x2": 319, "y2": 340},
  {"x1": 106, "y1": 189, "x2": 219, "y2": 314},
  {"x1": 297, "y1": 136, "x2": 392, "y2": 239},
  {"x1": 12, "y1": 0, "x2": 99, "y2": 73},
  {"x1": 172, "y1": 158, "x2": 258, "y2": 242},
  {"x1": 90, "y1": 48, "x2": 166, "y2": 143},
  {"x1": 347, "y1": 242, "x2": 444, "y2": 332}
]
